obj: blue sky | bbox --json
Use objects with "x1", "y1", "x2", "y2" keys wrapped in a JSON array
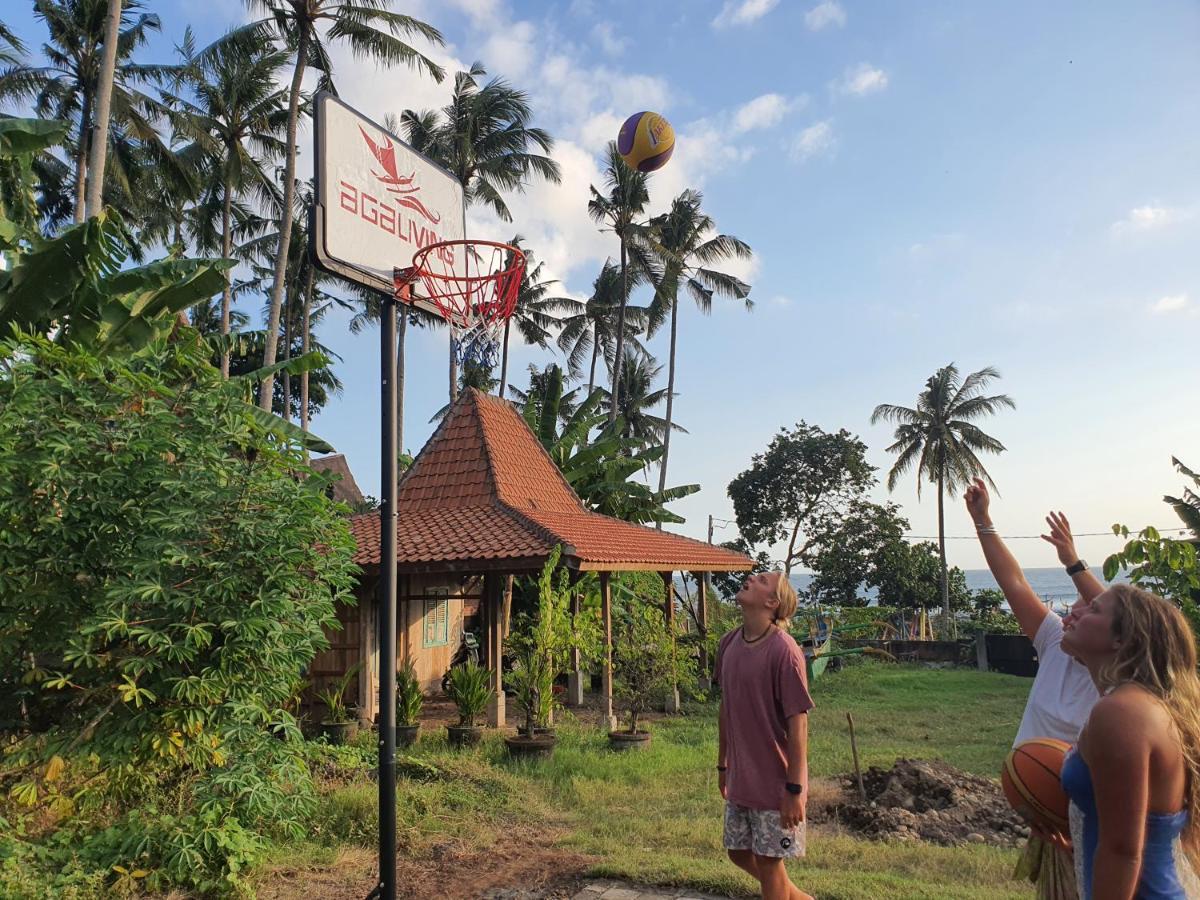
[{"x1": 7, "y1": 0, "x2": 1199, "y2": 568}]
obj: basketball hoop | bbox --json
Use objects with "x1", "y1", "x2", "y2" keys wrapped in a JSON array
[{"x1": 395, "y1": 239, "x2": 525, "y2": 370}]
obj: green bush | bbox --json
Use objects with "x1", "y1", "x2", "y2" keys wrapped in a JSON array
[
  {"x1": 396, "y1": 661, "x2": 424, "y2": 727},
  {"x1": 446, "y1": 662, "x2": 493, "y2": 728},
  {"x1": 0, "y1": 332, "x2": 358, "y2": 895}
]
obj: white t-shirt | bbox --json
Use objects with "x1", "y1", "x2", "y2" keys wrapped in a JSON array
[{"x1": 1013, "y1": 614, "x2": 1100, "y2": 747}]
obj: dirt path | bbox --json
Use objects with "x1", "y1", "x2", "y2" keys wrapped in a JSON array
[{"x1": 257, "y1": 826, "x2": 594, "y2": 900}]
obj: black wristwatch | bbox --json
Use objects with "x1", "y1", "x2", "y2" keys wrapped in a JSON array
[
  {"x1": 785, "y1": 782, "x2": 803, "y2": 795},
  {"x1": 1065, "y1": 559, "x2": 1088, "y2": 576}
]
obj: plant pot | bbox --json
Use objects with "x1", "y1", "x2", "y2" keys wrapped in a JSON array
[
  {"x1": 504, "y1": 733, "x2": 557, "y2": 760},
  {"x1": 319, "y1": 720, "x2": 359, "y2": 746},
  {"x1": 447, "y1": 724, "x2": 484, "y2": 747},
  {"x1": 608, "y1": 729, "x2": 652, "y2": 752},
  {"x1": 395, "y1": 724, "x2": 420, "y2": 749}
]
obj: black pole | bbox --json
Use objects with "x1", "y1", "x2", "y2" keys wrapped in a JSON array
[{"x1": 371, "y1": 284, "x2": 399, "y2": 900}]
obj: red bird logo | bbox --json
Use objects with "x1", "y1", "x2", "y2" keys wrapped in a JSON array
[{"x1": 358, "y1": 126, "x2": 442, "y2": 225}]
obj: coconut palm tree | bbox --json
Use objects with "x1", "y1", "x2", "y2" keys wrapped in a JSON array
[
  {"x1": 8, "y1": 0, "x2": 178, "y2": 223},
  {"x1": 872, "y1": 364, "x2": 1015, "y2": 623},
  {"x1": 83, "y1": 0, "x2": 121, "y2": 217},
  {"x1": 599, "y1": 354, "x2": 684, "y2": 449},
  {"x1": 555, "y1": 259, "x2": 649, "y2": 401},
  {"x1": 240, "y1": 0, "x2": 445, "y2": 410},
  {"x1": 588, "y1": 141, "x2": 650, "y2": 427},
  {"x1": 495, "y1": 237, "x2": 573, "y2": 399},
  {"x1": 165, "y1": 32, "x2": 287, "y2": 375},
  {"x1": 401, "y1": 62, "x2": 561, "y2": 402},
  {"x1": 647, "y1": 188, "x2": 753, "y2": 497}
]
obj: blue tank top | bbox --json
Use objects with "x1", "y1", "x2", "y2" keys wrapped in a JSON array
[{"x1": 1061, "y1": 748, "x2": 1190, "y2": 899}]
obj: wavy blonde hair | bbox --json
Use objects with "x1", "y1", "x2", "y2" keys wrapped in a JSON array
[
  {"x1": 772, "y1": 572, "x2": 798, "y2": 623},
  {"x1": 1101, "y1": 583, "x2": 1200, "y2": 865}
]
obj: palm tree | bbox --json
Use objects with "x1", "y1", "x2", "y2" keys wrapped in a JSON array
[
  {"x1": 166, "y1": 33, "x2": 287, "y2": 375},
  {"x1": 555, "y1": 259, "x2": 649, "y2": 400},
  {"x1": 600, "y1": 354, "x2": 684, "y2": 449},
  {"x1": 872, "y1": 364, "x2": 1015, "y2": 623},
  {"x1": 401, "y1": 62, "x2": 561, "y2": 402},
  {"x1": 496, "y1": 237, "x2": 573, "y2": 399},
  {"x1": 647, "y1": 188, "x2": 753, "y2": 497},
  {"x1": 241, "y1": 0, "x2": 445, "y2": 410},
  {"x1": 9, "y1": 0, "x2": 177, "y2": 223},
  {"x1": 83, "y1": 0, "x2": 121, "y2": 217},
  {"x1": 1165, "y1": 458, "x2": 1200, "y2": 540},
  {"x1": 588, "y1": 141, "x2": 650, "y2": 427}
]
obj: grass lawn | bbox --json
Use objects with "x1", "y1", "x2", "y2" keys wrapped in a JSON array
[{"x1": 266, "y1": 663, "x2": 1035, "y2": 899}]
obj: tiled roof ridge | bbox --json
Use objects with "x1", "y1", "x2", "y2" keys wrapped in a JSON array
[
  {"x1": 397, "y1": 390, "x2": 495, "y2": 506},
  {"x1": 470, "y1": 389, "x2": 587, "y2": 513},
  {"x1": 490, "y1": 496, "x2": 577, "y2": 557}
]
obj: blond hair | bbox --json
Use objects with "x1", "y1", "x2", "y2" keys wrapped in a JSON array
[
  {"x1": 772, "y1": 572, "x2": 798, "y2": 623},
  {"x1": 1102, "y1": 584, "x2": 1200, "y2": 865}
]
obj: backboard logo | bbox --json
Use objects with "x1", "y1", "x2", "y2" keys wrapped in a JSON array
[{"x1": 358, "y1": 126, "x2": 442, "y2": 225}]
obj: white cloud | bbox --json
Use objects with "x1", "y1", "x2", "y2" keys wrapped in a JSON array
[
  {"x1": 733, "y1": 93, "x2": 803, "y2": 133},
  {"x1": 836, "y1": 63, "x2": 889, "y2": 97},
  {"x1": 480, "y1": 20, "x2": 537, "y2": 80},
  {"x1": 712, "y1": 0, "x2": 779, "y2": 29},
  {"x1": 1150, "y1": 293, "x2": 1190, "y2": 315},
  {"x1": 804, "y1": 1, "x2": 846, "y2": 31},
  {"x1": 592, "y1": 21, "x2": 627, "y2": 56},
  {"x1": 789, "y1": 121, "x2": 835, "y2": 162},
  {"x1": 769, "y1": 294, "x2": 792, "y2": 307},
  {"x1": 908, "y1": 232, "x2": 965, "y2": 259},
  {"x1": 1111, "y1": 205, "x2": 1192, "y2": 237}
]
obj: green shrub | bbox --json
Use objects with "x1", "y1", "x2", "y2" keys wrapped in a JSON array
[
  {"x1": 396, "y1": 661, "x2": 424, "y2": 727},
  {"x1": 0, "y1": 332, "x2": 358, "y2": 895},
  {"x1": 446, "y1": 662, "x2": 493, "y2": 728}
]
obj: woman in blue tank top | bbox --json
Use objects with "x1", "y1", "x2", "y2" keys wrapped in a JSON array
[{"x1": 1058, "y1": 583, "x2": 1200, "y2": 899}]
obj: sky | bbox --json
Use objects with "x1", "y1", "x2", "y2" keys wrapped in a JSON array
[{"x1": 6, "y1": 0, "x2": 1199, "y2": 570}]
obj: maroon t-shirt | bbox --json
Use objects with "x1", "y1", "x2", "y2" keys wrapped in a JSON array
[{"x1": 716, "y1": 626, "x2": 815, "y2": 811}]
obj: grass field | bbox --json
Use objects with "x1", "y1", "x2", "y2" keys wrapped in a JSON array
[{"x1": 266, "y1": 663, "x2": 1036, "y2": 900}]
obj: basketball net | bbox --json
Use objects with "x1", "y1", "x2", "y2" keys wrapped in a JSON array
[{"x1": 395, "y1": 240, "x2": 525, "y2": 372}]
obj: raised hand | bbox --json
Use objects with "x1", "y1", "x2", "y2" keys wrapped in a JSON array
[
  {"x1": 1041, "y1": 511, "x2": 1079, "y2": 567},
  {"x1": 965, "y1": 477, "x2": 991, "y2": 524}
]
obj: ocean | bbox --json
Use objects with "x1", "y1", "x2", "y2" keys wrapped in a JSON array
[{"x1": 787, "y1": 566, "x2": 1123, "y2": 614}]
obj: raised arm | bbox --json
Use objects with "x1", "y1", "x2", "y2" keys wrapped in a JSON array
[
  {"x1": 964, "y1": 478, "x2": 1047, "y2": 639},
  {"x1": 1041, "y1": 511, "x2": 1106, "y2": 603}
]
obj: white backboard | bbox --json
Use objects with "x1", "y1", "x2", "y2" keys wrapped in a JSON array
[{"x1": 312, "y1": 92, "x2": 466, "y2": 305}]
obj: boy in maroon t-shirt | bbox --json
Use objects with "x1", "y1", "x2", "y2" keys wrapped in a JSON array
[{"x1": 715, "y1": 571, "x2": 814, "y2": 900}]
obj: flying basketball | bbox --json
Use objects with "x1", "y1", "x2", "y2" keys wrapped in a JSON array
[
  {"x1": 617, "y1": 111, "x2": 675, "y2": 172},
  {"x1": 1001, "y1": 738, "x2": 1071, "y2": 831}
]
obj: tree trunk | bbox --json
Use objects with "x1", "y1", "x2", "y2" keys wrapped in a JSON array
[
  {"x1": 258, "y1": 31, "x2": 308, "y2": 410},
  {"x1": 73, "y1": 97, "x2": 91, "y2": 224},
  {"x1": 397, "y1": 308, "x2": 407, "y2": 454},
  {"x1": 219, "y1": 181, "x2": 233, "y2": 377},
  {"x1": 448, "y1": 330, "x2": 458, "y2": 403},
  {"x1": 281, "y1": 285, "x2": 292, "y2": 424},
  {"x1": 498, "y1": 318, "x2": 511, "y2": 398},
  {"x1": 299, "y1": 265, "x2": 314, "y2": 435},
  {"x1": 656, "y1": 293, "x2": 679, "y2": 530},
  {"x1": 84, "y1": 0, "x2": 122, "y2": 218},
  {"x1": 587, "y1": 336, "x2": 599, "y2": 400},
  {"x1": 937, "y1": 464, "x2": 950, "y2": 630},
  {"x1": 609, "y1": 233, "x2": 629, "y2": 427}
]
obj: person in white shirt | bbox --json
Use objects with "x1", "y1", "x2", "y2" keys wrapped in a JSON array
[{"x1": 966, "y1": 478, "x2": 1104, "y2": 898}]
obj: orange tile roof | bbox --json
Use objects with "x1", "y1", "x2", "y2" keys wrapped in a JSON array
[{"x1": 350, "y1": 389, "x2": 751, "y2": 573}]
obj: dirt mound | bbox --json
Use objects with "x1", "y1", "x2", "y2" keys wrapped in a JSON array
[{"x1": 813, "y1": 758, "x2": 1030, "y2": 848}]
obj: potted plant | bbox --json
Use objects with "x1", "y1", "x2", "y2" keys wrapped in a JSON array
[
  {"x1": 609, "y1": 605, "x2": 677, "y2": 751},
  {"x1": 445, "y1": 660, "x2": 492, "y2": 747},
  {"x1": 316, "y1": 663, "x2": 361, "y2": 745},
  {"x1": 396, "y1": 661, "x2": 423, "y2": 749}
]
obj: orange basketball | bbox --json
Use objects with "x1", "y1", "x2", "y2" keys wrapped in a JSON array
[{"x1": 1001, "y1": 738, "x2": 1071, "y2": 830}]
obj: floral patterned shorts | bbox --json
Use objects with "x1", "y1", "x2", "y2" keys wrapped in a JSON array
[{"x1": 723, "y1": 801, "x2": 806, "y2": 859}]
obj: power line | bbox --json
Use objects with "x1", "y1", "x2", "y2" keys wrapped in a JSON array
[{"x1": 903, "y1": 528, "x2": 1191, "y2": 541}]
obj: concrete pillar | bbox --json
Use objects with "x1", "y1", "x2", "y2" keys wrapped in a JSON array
[
  {"x1": 976, "y1": 631, "x2": 990, "y2": 672},
  {"x1": 696, "y1": 570, "x2": 712, "y2": 692},
  {"x1": 484, "y1": 573, "x2": 506, "y2": 728},
  {"x1": 661, "y1": 571, "x2": 681, "y2": 714},
  {"x1": 600, "y1": 572, "x2": 616, "y2": 730}
]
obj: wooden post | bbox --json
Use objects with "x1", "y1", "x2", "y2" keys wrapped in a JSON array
[
  {"x1": 847, "y1": 712, "x2": 866, "y2": 801},
  {"x1": 975, "y1": 632, "x2": 989, "y2": 672},
  {"x1": 661, "y1": 571, "x2": 681, "y2": 714},
  {"x1": 358, "y1": 580, "x2": 378, "y2": 727},
  {"x1": 696, "y1": 570, "x2": 712, "y2": 691},
  {"x1": 600, "y1": 571, "x2": 615, "y2": 730},
  {"x1": 567, "y1": 572, "x2": 584, "y2": 707},
  {"x1": 485, "y1": 573, "x2": 505, "y2": 728}
]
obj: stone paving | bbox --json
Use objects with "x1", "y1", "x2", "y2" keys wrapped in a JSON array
[{"x1": 570, "y1": 880, "x2": 733, "y2": 900}]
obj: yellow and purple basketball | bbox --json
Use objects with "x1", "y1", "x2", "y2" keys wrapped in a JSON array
[
  {"x1": 1001, "y1": 738, "x2": 1071, "y2": 831},
  {"x1": 617, "y1": 111, "x2": 675, "y2": 173}
]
